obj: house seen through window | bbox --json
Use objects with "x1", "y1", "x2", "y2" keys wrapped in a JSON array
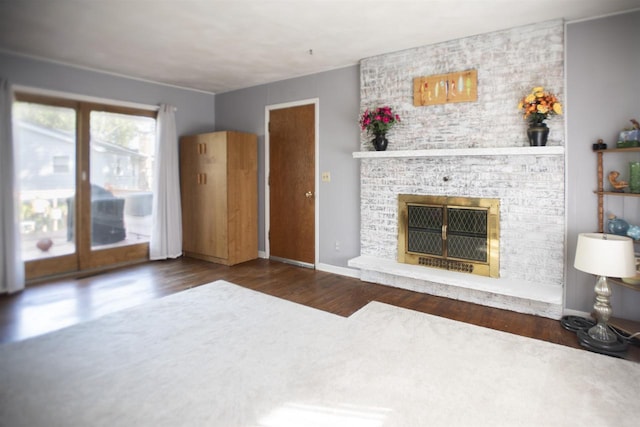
[{"x1": 13, "y1": 98, "x2": 157, "y2": 265}]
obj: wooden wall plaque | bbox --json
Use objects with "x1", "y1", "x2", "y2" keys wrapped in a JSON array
[{"x1": 413, "y1": 69, "x2": 477, "y2": 106}]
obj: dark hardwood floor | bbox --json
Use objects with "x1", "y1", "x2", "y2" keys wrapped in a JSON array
[{"x1": 1, "y1": 257, "x2": 638, "y2": 362}]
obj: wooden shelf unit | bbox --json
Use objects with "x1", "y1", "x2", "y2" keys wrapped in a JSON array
[
  {"x1": 610, "y1": 277, "x2": 640, "y2": 292},
  {"x1": 595, "y1": 147, "x2": 640, "y2": 232},
  {"x1": 596, "y1": 191, "x2": 640, "y2": 198},
  {"x1": 594, "y1": 147, "x2": 640, "y2": 336},
  {"x1": 610, "y1": 276, "x2": 640, "y2": 335}
]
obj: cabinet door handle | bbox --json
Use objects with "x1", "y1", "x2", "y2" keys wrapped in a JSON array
[
  {"x1": 198, "y1": 143, "x2": 207, "y2": 155},
  {"x1": 197, "y1": 173, "x2": 207, "y2": 185}
]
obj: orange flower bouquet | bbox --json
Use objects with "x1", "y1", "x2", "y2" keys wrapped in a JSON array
[{"x1": 518, "y1": 87, "x2": 563, "y2": 124}]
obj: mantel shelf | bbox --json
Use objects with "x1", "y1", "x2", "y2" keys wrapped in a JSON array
[{"x1": 352, "y1": 146, "x2": 564, "y2": 159}]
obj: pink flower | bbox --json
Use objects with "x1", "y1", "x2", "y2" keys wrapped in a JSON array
[{"x1": 359, "y1": 106, "x2": 400, "y2": 136}]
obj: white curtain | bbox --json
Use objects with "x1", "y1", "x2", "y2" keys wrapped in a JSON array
[
  {"x1": 0, "y1": 79, "x2": 25, "y2": 293},
  {"x1": 150, "y1": 104, "x2": 182, "y2": 260}
]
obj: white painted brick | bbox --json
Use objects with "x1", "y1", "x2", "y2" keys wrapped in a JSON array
[
  {"x1": 357, "y1": 21, "x2": 566, "y2": 293},
  {"x1": 360, "y1": 20, "x2": 565, "y2": 152}
]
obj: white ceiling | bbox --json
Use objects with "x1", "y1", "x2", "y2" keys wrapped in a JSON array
[{"x1": 1, "y1": 0, "x2": 639, "y2": 94}]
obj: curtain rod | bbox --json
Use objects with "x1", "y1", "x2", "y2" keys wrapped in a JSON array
[{"x1": 12, "y1": 84, "x2": 163, "y2": 112}]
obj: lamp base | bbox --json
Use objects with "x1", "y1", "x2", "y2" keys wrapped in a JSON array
[
  {"x1": 577, "y1": 328, "x2": 628, "y2": 357},
  {"x1": 560, "y1": 315, "x2": 595, "y2": 332}
]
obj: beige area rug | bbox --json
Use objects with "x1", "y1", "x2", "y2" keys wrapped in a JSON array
[{"x1": 1, "y1": 280, "x2": 639, "y2": 427}]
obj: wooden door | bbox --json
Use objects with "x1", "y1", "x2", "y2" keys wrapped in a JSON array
[{"x1": 269, "y1": 104, "x2": 315, "y2": 265}]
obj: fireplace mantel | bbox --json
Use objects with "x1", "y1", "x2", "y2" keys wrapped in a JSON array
[{"x1": 353, "y1": 146, "x2": 564, "y2": 159}]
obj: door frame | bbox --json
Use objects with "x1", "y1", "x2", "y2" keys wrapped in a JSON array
[{"x1": 264, "y1": 98, "x2": 320, "y2": 266}]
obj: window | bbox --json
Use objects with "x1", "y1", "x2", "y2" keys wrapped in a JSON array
[
  {"x1": 13, "y1": 100, "x2": 77, "y2": 261},
  {"x1": 13, "y1": 93, "x2": 157, "y2": 278},
  {"x1": 89, "y1": 110, "x2": 156, "y2": 246},
  {"x1": 53, "y1": 156, "x2": 70, "y2": 173}
]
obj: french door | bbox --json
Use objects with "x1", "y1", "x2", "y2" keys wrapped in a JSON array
[{"x1": 13, "y1": 93, "x2": 157, "y2": 280}]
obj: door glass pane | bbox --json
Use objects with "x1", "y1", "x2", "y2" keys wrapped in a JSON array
[
  {"x1": 13, "y1": 102, "x2": 76, "y2": 261},
  {"x1": 89, "y1": 111, "x2": 156, "y2": 249}
]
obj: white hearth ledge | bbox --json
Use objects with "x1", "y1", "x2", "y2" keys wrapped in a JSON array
[
  {"x1": 348, "y1": 256, "x2": 563, "y2": 319},
  {"x1": 352, "y1": 146, "x2": 564, "y2": 159}
]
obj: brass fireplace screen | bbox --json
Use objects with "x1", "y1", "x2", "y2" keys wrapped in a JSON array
[{"x1": 398, "y1": 195, "x2": 500, "y2": 278}]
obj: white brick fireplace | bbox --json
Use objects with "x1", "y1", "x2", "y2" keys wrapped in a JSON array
[
  {"x1": 348, "y1": 147, "x2": 565, "y2": 318},
  {"x1": 348, "y1": 20, "x2": 566, "y2": 319}
]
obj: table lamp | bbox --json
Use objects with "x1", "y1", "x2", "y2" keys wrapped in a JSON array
[{"x1": 574, "y1": 233, "x2": 636, "y2": 353}]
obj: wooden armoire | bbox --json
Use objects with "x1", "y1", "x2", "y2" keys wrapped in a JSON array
[{"x1": 179, "y1": 131, "x2": 258, "y2": 265}]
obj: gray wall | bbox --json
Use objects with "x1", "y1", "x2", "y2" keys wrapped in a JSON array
[
  {"x1": 0, "y1": 52, "x2": 216, "y2": 137},
  {"x1": 566, "y1": 11, "x2": 640, "y2": 321},
  {"x1": 6, "y1": 10, "x2": 640, "y2": 318},
  {"x1": 215, "y1": 66, "x2": 361, "y2": 270}
]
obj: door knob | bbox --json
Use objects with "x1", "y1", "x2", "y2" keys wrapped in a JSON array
[{"x1": 305, "y1": 191, "x2": 313, "y2": 198}]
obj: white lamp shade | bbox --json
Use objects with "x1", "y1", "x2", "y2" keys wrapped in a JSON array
[{"x1": 574, "y1": 233, "x2": 636, "y2": 277}]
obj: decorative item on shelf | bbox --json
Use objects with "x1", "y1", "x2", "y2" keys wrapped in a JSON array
[
  {"x1": 607, "y1": 214, "x2": 629, "y2": 236},
  {"x1": 629, "y1": 161, "x2": 640, "y2": 193},
  {"x1": 526, "y1": 122, "x2": 549, "y2": 147},
  {"x1": 573, "y1": 233, "x2": 636, "y2": 355},
  {"x1": 359, "y1": 106, "x2": 400, "y2": 152},
  {"x1": 592, "y1": 138, "x2": 607, "y2": 151},
  {"x1": 616, "y1": 119, "x2": 639, "y2": 148},
  {"x1": 607, "y1": 213, "x2": 640, "y2": 241},
  {"x1": 622, "y1": 257, "x2": 640, "y2": 285},
  {"x1": 371, "y1": 133, "x2": 388, "y2": 151},
  {"x1": 626, "y1": 224, "x2": 640, "y2": 240},
  {"x1": 607, "y1": 171, "x2": 628, "y2": 192},
  {"x1": 413, "y1": 69, "x2": 478, "y2": 106},
  {"x1": 518, "y1": 86, "x2": 562, "y2": 147}
]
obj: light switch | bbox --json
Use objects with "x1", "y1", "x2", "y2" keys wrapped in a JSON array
[{"x1": 322, "y1": 172, "x2": 331, "y2": 182}]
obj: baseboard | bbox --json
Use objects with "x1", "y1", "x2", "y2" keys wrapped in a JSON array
[
  {"x1": 316, "y1": 263, "x2": 361, "y2": 279},
  {"x1": 258, "y1": 252, "x2": 361, "y2": 279}
]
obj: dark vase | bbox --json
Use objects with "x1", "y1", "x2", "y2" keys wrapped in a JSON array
[
  {"x1": 527, "y1": 122, "x2": 549, "y2": 146},
  {"x1": 372, "y1": 133, "x2": 388, "y2": 151}
]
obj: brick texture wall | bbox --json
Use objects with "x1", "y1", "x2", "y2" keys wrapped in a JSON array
[
  {"x1": 360, "y1": 20, "x2": 564, "y2": 150},
  {"x1": 359, "y1": 21, "x2": 565, "y2": 287}
]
